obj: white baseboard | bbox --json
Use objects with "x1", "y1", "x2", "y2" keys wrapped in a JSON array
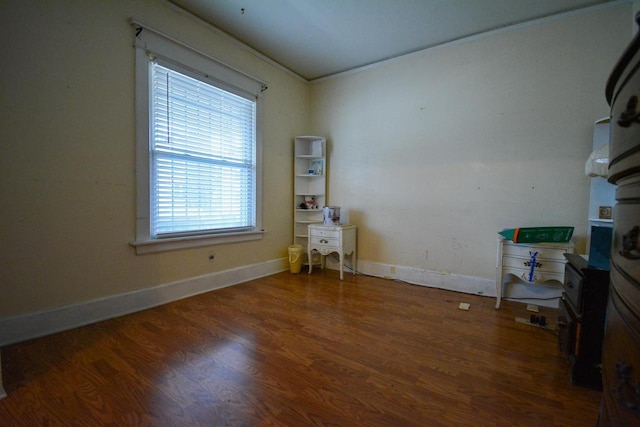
[
  {"x1": 353, "y1": 259, "x2": 496, "y2": 295},
  {"x1": 0, "y1": 258, "x2": 288, "y2": 347},
  {"x1": 328, "y1": 259, "x2": 560, "y2": 308}
]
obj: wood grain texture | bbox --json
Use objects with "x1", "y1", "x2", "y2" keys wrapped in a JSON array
[{"x1": 0, "y1": 270, "x2": 600, "y2": 426}]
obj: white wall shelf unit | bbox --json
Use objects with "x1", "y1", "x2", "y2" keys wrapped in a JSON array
[{"x1": 294, "y1": 136, "x2": 326, "y2": 265}]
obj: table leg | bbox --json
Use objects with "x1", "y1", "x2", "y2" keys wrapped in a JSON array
[{"x1": 495, "y1": 272, "x2": 502, "y2": 309}]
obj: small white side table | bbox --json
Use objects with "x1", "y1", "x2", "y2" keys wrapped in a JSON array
[
  {"x1": 496, "y1": 237, "x2": 574, "y2": 309},
  {"x1": 308, "y1": 224, "x2": 356, "y2": 280}
]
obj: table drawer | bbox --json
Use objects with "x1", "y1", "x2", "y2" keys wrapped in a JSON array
[
  {"x1": 502, "y1": 243, "x2": 571, "y2": 260},
  {"x1": 563, "y1": 263, "x2": 584, "y2": 314},
  {"x1": 609, "y1": 73, "x2": 640, "y2": 181},
  {"x1": 310, "y1": 236, "x2": 339, "y2": 248},
  {"x1": 502, "y1": 256, "x2": 566, "y2": 274},
  {"x1": 611, "y1": 263, "x2": 640, "y2": 325},
  {"x1": 601, "y1": 288, "x2": 640, "y2": 426},
  {"x1": 613, "y1": 181, "x2": 640, "y2": 285},
  {"x1": 309, "y1": 228, "x2": 340, "y2": 239}
]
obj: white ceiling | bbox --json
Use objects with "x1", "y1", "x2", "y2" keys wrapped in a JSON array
[{"x1": 170, "y1": 0, "x2": 619, "y2": 81}]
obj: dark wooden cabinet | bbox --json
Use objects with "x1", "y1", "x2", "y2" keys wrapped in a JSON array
[
  {"x1": 599, "y1": 12, "x2": 640, "y2": 427},
  {"x1": 558, "y1": 254, "x2": 609, "y2": 389}
]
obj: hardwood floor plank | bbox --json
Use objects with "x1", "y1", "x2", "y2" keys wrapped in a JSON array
[{"x1": 0, "y1": 270, "x2": 600, "y2": 426}]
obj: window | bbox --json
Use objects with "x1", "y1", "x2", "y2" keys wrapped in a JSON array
[
  {"x1": 150, "y1": 61, "x2": 256, "y2": 237},
  {"x1": 132, "y1": 23, "x2": 265, "y2": 254}
]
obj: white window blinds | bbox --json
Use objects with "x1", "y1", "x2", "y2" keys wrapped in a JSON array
[{"x1": 150, "y1": 62, "x2": 257, "y2": 238}]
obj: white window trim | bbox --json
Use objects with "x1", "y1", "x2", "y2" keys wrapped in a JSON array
[{"x1": 130, "y1": 20, "x2": 266, "y2": 255}]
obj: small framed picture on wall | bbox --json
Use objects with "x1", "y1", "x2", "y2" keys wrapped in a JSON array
[{"x1": 599, "y1": 206, "x2": 612, "y2": 219}]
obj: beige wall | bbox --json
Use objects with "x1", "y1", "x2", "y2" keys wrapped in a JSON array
[
  {"x1": 0, "y1": 0, "x2": 309, "y2": 318},
  {"x1": 309, "y1": 4, "x2": 632, "y2": 281}
]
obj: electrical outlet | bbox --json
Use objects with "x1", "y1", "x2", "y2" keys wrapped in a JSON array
[{"x1": 390, "y1": 266, "x2": 396, "y2": 274}]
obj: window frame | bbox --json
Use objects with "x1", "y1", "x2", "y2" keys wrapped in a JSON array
[{"x1": 131, "y1": 22, "x2": 265, "y2": 255}]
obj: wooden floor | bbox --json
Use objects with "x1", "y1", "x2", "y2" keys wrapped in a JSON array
[{"x1": 0, "y1": 270, "x2": 601, "y2": 426}]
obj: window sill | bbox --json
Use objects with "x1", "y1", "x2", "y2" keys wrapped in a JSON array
[{"x1": 131, "y1": 230, "x2": 265, "y2": 255}]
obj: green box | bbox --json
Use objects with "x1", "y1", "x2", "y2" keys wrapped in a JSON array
[{"x1": 499, "y1": 227, "x2": 574, "y2": 243}]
